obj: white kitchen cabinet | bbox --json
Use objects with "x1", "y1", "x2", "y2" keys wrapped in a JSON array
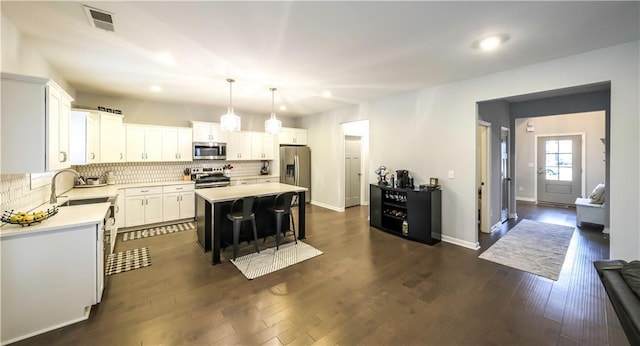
[
  {"x1": 191, "y1": 121, "x2": 228, "y2": 143},
  {"x1": 231, "y1": 178, "x2": 257, "y2": 186},
  {"x1": 227, "y1": 132, "x2": 253, "y2": 160},
  {"x1": 69, "y1": 110, "x2": 100, "y2": 165},
  {"x1": 0, "y1": 223, "x2": 99, "y2": 344},
  {"x1": 163, "y1": 185, "x2": 195, "y2": 221},
  {"x1": 251, "y1": 132, "x2": 275, "y2": 160},
  {"x1": 124, "y1": 186, "x2": 164, "y2": 227},
  {"x1": 278, "y1": 127, "x2": 307, "y2": 145},
  {"x1": 1, "y1": 73, "x2": 73, "y2": 173},
  {"x1": 125, "y1": 124, "x2": 163, "y2": 162},
  {"x1": 162, "y1": 127, "x2": 192, "y2": 161},
  {"x1": 100, "y1": 112, "x2": 125, "y2": 163},
  {"x1": 257, "y1": 177, "x2": 277, "y2": 184}
]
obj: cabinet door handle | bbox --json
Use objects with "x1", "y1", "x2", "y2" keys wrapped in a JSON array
[
  {"x1": 91, "y1": 153, "x2": 96, "y2": 160},
  {"x1": 141, "y1": 199, "x2": 144, "y2": 206},
  {"x1": 120, "y1": 153, "x2": 123, "y2": 160},
  {"x1": 176, "y1": 187, "x2": 183, "y2": 190},
  {"x1": 141, "y1": 153, "x2": 145, "y2": 160},
  {"x1": 60, "y1": 151, "x2": 67, "y2": 163},
  {"x1": 140, "y1": 190, "x2": 149, "y2": 193},
  {"x1": 116, "y1": 206, "x2": 119, "y2": 213}
]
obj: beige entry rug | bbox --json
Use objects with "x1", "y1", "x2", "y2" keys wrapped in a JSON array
[
  {"x1": 231, "y1": 241, "x2": 323, "y2": 280},
  {"x1": 122, "y1": 222, "x2": 195, "y2": 241},
  {"x1": 478, "y1": 219, "x2": 575, "y2": 281}
]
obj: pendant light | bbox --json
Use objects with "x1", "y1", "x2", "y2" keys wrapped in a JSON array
[
  {"x1": 265, "y1": 87, "x2": 282, "y2": 134},
  {"x1": 220, "y1": 78, "x2": 241, "y2": 132}
]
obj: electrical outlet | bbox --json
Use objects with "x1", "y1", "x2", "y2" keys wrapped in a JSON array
[{"x1": 448, "y1": 170, "x2": 454, "y2": 179}]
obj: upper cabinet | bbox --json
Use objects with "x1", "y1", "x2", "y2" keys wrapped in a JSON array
[
  {"x1": 279, "y1": 127, "x2": 308, "y2": 145},
  {"x1": 125, "y1": 124, "x2": 163, "y2": 162},
  {"x1": 69, "y1": 110, "x2": 100, "y2": 165},
  {"x1": 1, "y1": 73, "x2": 73, "y2": 173},
  {"x1": 191, "y1": 121, "x2": 228, "y2": 143},
  {"x1": 226, "y1": 132, "x2": 253, "y2": 161},
  {"x1": 161, "y1": 127, "x2": 192, "y2": 161},
  {"x1": 100, "y1": 112, "x2": 125, "y2": 163},
  {"x1": 251, "y1": 133, "x2": 275, "y2": 160}
]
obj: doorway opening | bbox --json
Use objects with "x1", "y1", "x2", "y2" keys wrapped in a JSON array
[
  {"x1": 500, "y1": 127, "x2": 511, "y2": 221},
  {"x1": 535, "y1": 133, "x2": 584, "y2": 206}
]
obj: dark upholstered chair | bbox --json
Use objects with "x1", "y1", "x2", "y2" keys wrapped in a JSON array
[
  {"x1": 226, "y1": 196, "x2": 260, "y2": 260},
  {"x1": 269, "y1": 192, "x2": 298, "y2": 250}
]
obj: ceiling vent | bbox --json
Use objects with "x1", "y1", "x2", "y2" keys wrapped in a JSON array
[{"x1": 84, "y1": 5, "x2": 115, "y2": 32}]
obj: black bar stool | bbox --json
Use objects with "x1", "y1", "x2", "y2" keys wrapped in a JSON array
[
  {"x1": 226, "y1": 196, "x2": 260, "y2": 260},
  {"x1": 269, "y1": 192, "x2": 298, "y2": 250}
]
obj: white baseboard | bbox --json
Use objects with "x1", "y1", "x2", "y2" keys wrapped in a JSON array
[
  {"x1": 441, "y1": 235, "x2": 480, "y2": 250},
  {"x1": 602, "y1": 227, "x2": 610, "y2": 234},
  {"x1": 310, "y1": 200, "x2": 344, "y2": 212},
  {"x1": 361, "y1": 201, "x2": 369, "y2": 206},
  {"x1": 509, "y1": 213, "x2": 518, "y2": 219},
  {"x1": 516, "y1": 197, "x2": 536, "y2": 202},
  {"x1": 490, "y1": 222, "x2": 502, "y2": 232}
]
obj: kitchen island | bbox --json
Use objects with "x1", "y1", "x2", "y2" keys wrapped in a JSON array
[{"x1": 195, "y1": 183, "x2": 307, "y2": 265}]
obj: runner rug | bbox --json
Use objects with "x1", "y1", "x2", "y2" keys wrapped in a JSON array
[
  {"x1": 231, "y1": 241, "x2": 323, "y2": 280},
  {"x1": 106, "y1": 247, "x2": 151, "y2": 275},
  {"x1": 478, "y1": 219, "x2": 575, "y2": 280},
  {"x1": 122, "y1": 222, "x2": 195, "y2": 241}
]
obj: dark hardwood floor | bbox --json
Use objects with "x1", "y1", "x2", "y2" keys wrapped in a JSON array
[{"x1": 14, "y1": 201, "x2": 627, "y2": 345}]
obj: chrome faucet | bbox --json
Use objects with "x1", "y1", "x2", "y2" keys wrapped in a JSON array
[{"x1": 49, "y1": 168, "x2": 83, "y2": 204}]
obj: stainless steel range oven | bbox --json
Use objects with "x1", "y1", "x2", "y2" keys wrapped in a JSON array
[{"x1": 191, "y1": 167, "x2": 230, "y2": 188}]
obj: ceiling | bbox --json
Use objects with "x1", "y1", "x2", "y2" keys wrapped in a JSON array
[{"x1": 1, "y1": 1, "x2": 638, "y2": 117}]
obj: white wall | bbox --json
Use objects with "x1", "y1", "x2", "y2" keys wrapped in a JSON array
[
  {"x1": 515, "y1": 112, "x2": 605, "y2": 201},
  {"x1": 303, "y1": 41, "x2": 639, "y2": 260},
  {"x1": 299, "y1": 105, "x2": 368, "y2": 210},
  {"x1": 74, "y1": 91, "x2": 299, "y2": 131},
  {"x1": 1, "y1": 14, "x2": 74, "y2": 94}
]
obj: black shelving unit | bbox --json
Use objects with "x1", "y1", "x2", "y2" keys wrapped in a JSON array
[{"x1": 370, "y1": 184, "x2": 441, "y2": 245}]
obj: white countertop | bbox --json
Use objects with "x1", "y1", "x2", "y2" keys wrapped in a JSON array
[
  {"x1": 196, "y1": 183, "x2": 307, "y2": 203},
  {"x1": 0, "y1": 202, "x2": 111, "y2": 239}
]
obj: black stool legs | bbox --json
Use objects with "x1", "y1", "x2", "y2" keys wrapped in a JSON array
[{"x1": 231, "y1": 218, "x2": 259, "y2": 260}]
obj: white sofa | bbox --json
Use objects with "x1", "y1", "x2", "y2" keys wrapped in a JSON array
[{"x1": 575, "y1": 197, "x2": 605, "y2": 227}]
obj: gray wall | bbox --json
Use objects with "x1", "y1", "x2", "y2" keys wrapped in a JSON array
[{"x1": 477, "y1": 100, "x2": 511, "y2": 227}]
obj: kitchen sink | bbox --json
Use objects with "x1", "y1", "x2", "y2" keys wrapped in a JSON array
[{"x1": 58, "y1": 197, "x2": 111, "y2": 207}]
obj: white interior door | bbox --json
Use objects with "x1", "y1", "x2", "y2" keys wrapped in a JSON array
[
  {"x1": 537, "y1": 135, "x2": 582, "y2": 205},
  {"x1": 477, "y1": 123, "x2": 491, "y2": 233},
  {"x1": 345, "y1": 136, "x2": 362, "y2": 208}
]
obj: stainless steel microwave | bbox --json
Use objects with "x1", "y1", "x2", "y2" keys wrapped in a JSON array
[{"x1": 193, "y1": 142, "x2": 226, "y2": 160}]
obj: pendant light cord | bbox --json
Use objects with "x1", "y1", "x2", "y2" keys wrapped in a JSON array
[{"x1": 227, "y1": 78, "x2": 235, "y2": 109}]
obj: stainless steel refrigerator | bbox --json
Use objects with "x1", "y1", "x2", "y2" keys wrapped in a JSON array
[{"x1": 280, "y1": 146, "x2": 311, "y2": 202}]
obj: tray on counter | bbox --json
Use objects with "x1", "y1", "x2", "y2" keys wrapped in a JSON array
[{"x1": 1, "y1": 207, "x2": 59, "y2": 227}]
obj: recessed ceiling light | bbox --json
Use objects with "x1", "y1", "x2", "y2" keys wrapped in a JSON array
[
  {"x1": 475, "y1": 34, "x2": 509, "y2": 51},
  {"x1": 150, "y1": 85, "x2": 162, "y2": 93},
  {"x1": 279, "y1": 105, "x2": 287, "y2": 111},
  {"x1": 322, "y1": 91, "x2": 332, "y2": 98},
  {"x1": 157, "y1": 52, "x2": 174, "y2": 65}
]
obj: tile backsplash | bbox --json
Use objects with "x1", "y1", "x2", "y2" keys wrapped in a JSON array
[
  {"x1": 1, "y1": 160, "x2": 272, "y2": 215},
  {"x1": 0, "y1": 174, "x2": 73, "y2": 214},
  {"x1": 74, "y1": 161, "x2": 268, "y2": 185}
]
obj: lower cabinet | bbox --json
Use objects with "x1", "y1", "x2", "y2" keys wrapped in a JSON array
[
  {"x1": 162, "y1": 185, "x2": 195, "y2": 221},
  {"x1": 124, "y1": 186, "x2": 164, "y2": 227},
  {"x1": 369, "y1": 184, "x2": 441, "y2": 245},
  {"x1": 123, "y1": 183, "x2": 195, "y2": 228}
]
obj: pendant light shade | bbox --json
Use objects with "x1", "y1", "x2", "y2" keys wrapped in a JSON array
[
  {"x1": 265, "y1": 87, "x2": 282, "y2": 134},
  {"x1": 220, "y1": 79, "x2": 241, "y2": 132}
]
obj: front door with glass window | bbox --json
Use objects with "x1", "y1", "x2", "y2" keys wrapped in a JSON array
[{"x1": 537, "y1": 135, "x2": 582, "y2": 205}]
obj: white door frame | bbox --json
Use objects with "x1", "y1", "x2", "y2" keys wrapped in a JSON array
[
  {"x1": 501, "y1": 126, "x2": 513, "y2": 220},
  {"x1": 534, "y1": 132, "x2": 586, "y2": 202},
  {"x1": 478, "y1": 120, "x2": 492, "y2": 233},
  {"x1": 340, "y1": 120, "x2": 369, "y2": 211}
]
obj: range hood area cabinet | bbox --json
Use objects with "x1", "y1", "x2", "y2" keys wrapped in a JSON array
[
  {"x1": 1, "y1": 72, "x2": 73, "y2": 173},
  {"x1": 191, "y1": 121, "x2": 228, "y2": 143}
]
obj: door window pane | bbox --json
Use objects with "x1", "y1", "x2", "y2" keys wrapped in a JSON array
[{"x1": 545, "y1": 139, "x2": 573, "y2": 182}]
